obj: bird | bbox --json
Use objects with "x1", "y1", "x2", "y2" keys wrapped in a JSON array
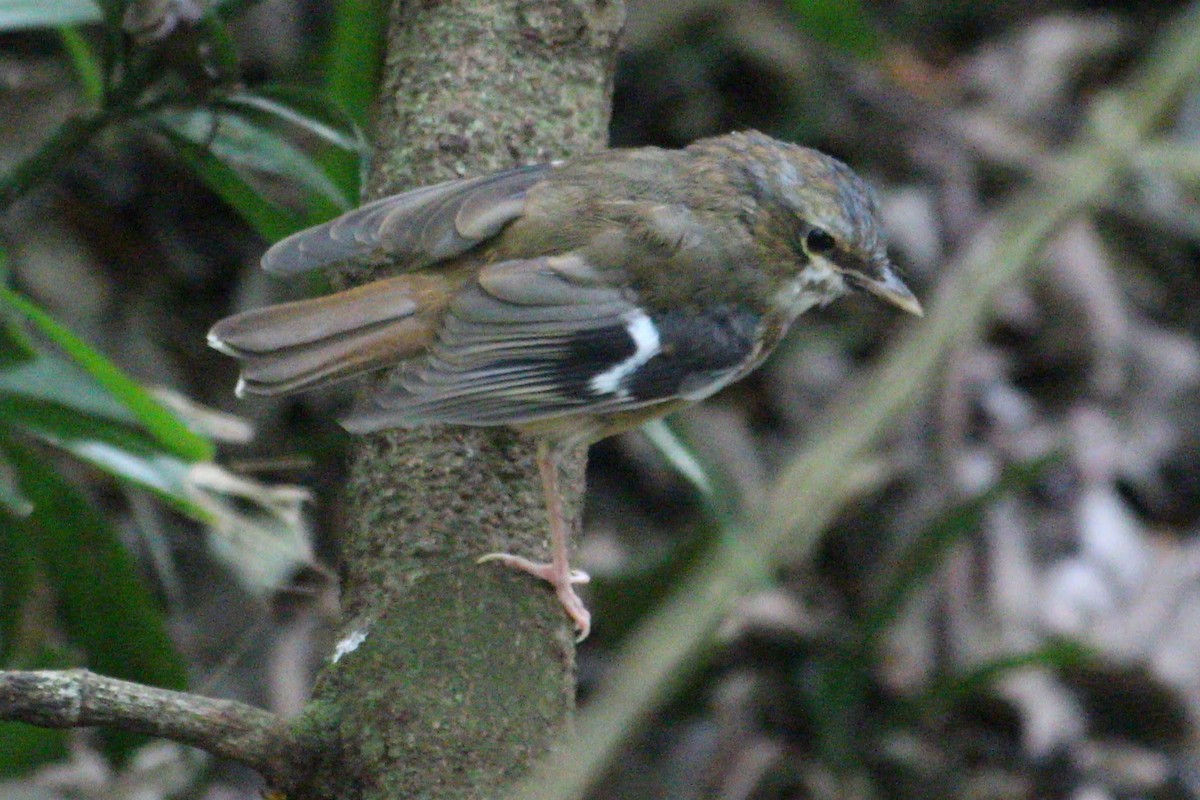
[{"x1": 207, "y1": 130, "x2": 923, "y2": 641}]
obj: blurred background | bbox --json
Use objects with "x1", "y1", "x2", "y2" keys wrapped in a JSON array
[{"x1": 2, "y1": 0, "x2": 1200, "y2": 798}]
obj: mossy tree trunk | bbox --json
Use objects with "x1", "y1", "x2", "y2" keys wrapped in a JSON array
[{"x1": 291, "y1": 3, "x2": 624, "y2": 799}]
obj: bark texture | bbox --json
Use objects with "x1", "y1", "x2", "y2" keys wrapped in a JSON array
[
  {"x1": 0, "y1": 670, "x2": 294, "y2": 784},
  {"x1": 293, "y1": 3, "x2": 623, "y2": 799}
]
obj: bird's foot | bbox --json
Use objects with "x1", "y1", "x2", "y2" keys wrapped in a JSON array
[{"x1": 477, "y1": 552, "x2": 591, "y2": 641}]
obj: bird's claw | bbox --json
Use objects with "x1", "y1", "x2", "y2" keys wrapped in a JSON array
[{"x1": 478, "y1": 552, "x2": 592, "y2": 640}]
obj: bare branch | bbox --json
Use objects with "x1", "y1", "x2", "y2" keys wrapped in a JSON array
[{"x1": 0, "y1": 669, "x2": 293, "y2": 783}]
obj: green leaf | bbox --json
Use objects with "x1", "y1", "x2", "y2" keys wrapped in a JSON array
[
  {"x1": 0, "y1": 353, "x2": 139, "y2": 425},
  {"x1": 641, "y1": 419, "x2": 717, "y2": 506},
  {"x1": 222, "y1": 87, "x2": 369, "y2": 155},
  {"x1": 0, "y1": 0, "x2": 102, "y2": 30},
  {"x1": 914, "y1": 640, "x2": 1089, "y2": 713},
  {"x1": 860, "y1": 453, "x2": 1063, "y2": 646},
  {"x1": 0, "y1": 503, "x2": 38, "y2": 661},
  {"x1": 1, "y1": 437, "x2": 188, "y2": 764},
  {"x1": 0, "y1": 354, "x2": 209, "y2": 516},
  {"x1": 785, "y1": 0, "x2": 881, "y2": 59},
  {"x1": 320, "y1": 0, "x2": 384, "y2": 203},
  {"x1": 0, "y1": 316, "x2": 34, "y2": 372},
  {"x1": 323, "y1": 0, "x2": 386, "y2": 125},
  {"x1": 159, "y1": 124, "x2": 306, "y2": 242},
  {"x1": 640, "y1": 418, "x2": 753, "y2": 531},
  {"x1": 155, "y1": 106, "x2": 352, "y2": 211},
  {"x1": 0, "y1": 395, "x2": 205, "y2": 518},
  {"x1": 0, "y1": 448, "x2": 31, "y2": 517},
  {"x1": 221, "y1": 86, "x2": 369, "y2": 210},
  {"x1": 58, "y1": 25, "x2": 105, "y2": 105},
  {"x1": 0, "y1": 286, "x2": 213, "y2": 462}
]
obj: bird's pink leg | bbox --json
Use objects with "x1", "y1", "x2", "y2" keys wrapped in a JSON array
[{"x1": 478, "y1": 442, "x2": 591, "y2": 640}]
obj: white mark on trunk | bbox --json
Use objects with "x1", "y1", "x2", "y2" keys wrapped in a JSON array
[{"x1": 332, "y1": 628, "x2": 369, "y2": 663}]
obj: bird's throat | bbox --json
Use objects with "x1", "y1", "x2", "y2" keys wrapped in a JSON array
[{"x1": 771, "y1": 260, "x2": 848, "y2": 321}]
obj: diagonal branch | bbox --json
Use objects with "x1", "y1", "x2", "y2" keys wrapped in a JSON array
[{"x1": 0, "y1": 669, "x2": 295, "y2": 784}]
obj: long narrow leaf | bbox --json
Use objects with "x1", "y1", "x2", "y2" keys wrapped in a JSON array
[
  {"x1": 222, "y1": 88, "x2": 369, "y2": 154},
  {"x1": 319, "y1": 0, "x2": 384, "y2": 200},
  {"x1": 0, "y1": 449, "x2": 31, "y2": 517},
  {"x1": 156, "y1": 107, "x2": 351, "y2": 210},
  {"x1": 0, "y1": 0, "x2": 102, "y2": 30},
  {"x1": 220, "y1": 87, "x2": 369, "y2": 208},
  {"x1": 640, "y1": 420, "x2": 717, "y2": 508},
  {"x1": 57, "y1": 26, "x2": 104, "y2": 104},
  {"x1": 914, "y1": 640, "x2": 1088, "y2": 712},
  {"x1": 323, "y1": 0, "x2": 386, "y2": 125},
  {"x1": 0, "y1": 286, "x2": 213, "y2": 462},
  {"x1": 0, "y1": 395, "x2": 207, "y2": 518},
  {"x1": 0, "y1": 354, "x2": 210, "y2": 516},
  {"x1": 860, "y1": 453, "x2": 1062, "y2": 646},
  {"x1": 161, "y1": 125, "x2": 305, "y2": 242},
  {"x1": 0, "y1": 354, "x2": 139, "y2": 425}
]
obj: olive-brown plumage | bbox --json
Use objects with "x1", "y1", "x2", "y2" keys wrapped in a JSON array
[{"x1": 208, "y1": 131, "x2": 921, "y2": 639}]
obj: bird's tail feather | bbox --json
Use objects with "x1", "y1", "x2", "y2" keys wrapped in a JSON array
[{"x1": 207, "y1": 275, "x2": 446, "y2": 396}]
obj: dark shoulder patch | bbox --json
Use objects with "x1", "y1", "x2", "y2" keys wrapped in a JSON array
[
  {"x1": 627, "y1": 305, "x2": 760, "y2": 401},
  {"x1": 463, "y1": 305, "x2": 760, "y2": 409},
  {"x1": 485, "y1": 323, "x2": 640, "y2": 402},
  {"x1": 564, "y1": 325, "x2": 638, "y2": 376}
]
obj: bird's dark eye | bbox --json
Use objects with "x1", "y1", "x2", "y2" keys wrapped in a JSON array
[{"x1": 805, "y1": 228, "x2": 836, "y2": 254}]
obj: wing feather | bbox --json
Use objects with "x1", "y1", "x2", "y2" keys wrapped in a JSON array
[
  {"x1": 261, "y1": 164, "x2": 552, "y2": 274},
  {"x1": 340, "y1": 254, "x2": 764, "y2": 433}
]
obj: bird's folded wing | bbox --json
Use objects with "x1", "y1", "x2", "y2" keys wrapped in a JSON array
[
  {"x1": 341, "y1": 255, "x2": 765, "y2": 432},
  {"x1": 261, "y1": 164, "x2": 553, "y2": 274}
]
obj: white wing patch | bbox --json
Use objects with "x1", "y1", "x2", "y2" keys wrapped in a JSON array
[{"x1": 588, "y1": 311, "x2": 661, "y2": 396}]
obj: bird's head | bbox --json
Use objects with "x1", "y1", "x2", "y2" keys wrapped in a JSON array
[{"x1": 731, "y1": 131, "x2": 924, "y2": 319}]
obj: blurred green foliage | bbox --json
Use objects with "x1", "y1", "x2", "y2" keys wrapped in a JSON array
[
  {"x1": 785, "y1": 0, "x2": 881, "y2": 59},
  {"x1": 0, "y1": 0, "x2": 381, "y2": 776},
  {"x1": 4, "y1": 0, "x2": 1174, "y2": 795}
]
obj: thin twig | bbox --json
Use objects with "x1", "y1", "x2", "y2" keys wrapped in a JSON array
[{"x1": 0, "y1": 669, "x2": 293, "y2": 784}]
